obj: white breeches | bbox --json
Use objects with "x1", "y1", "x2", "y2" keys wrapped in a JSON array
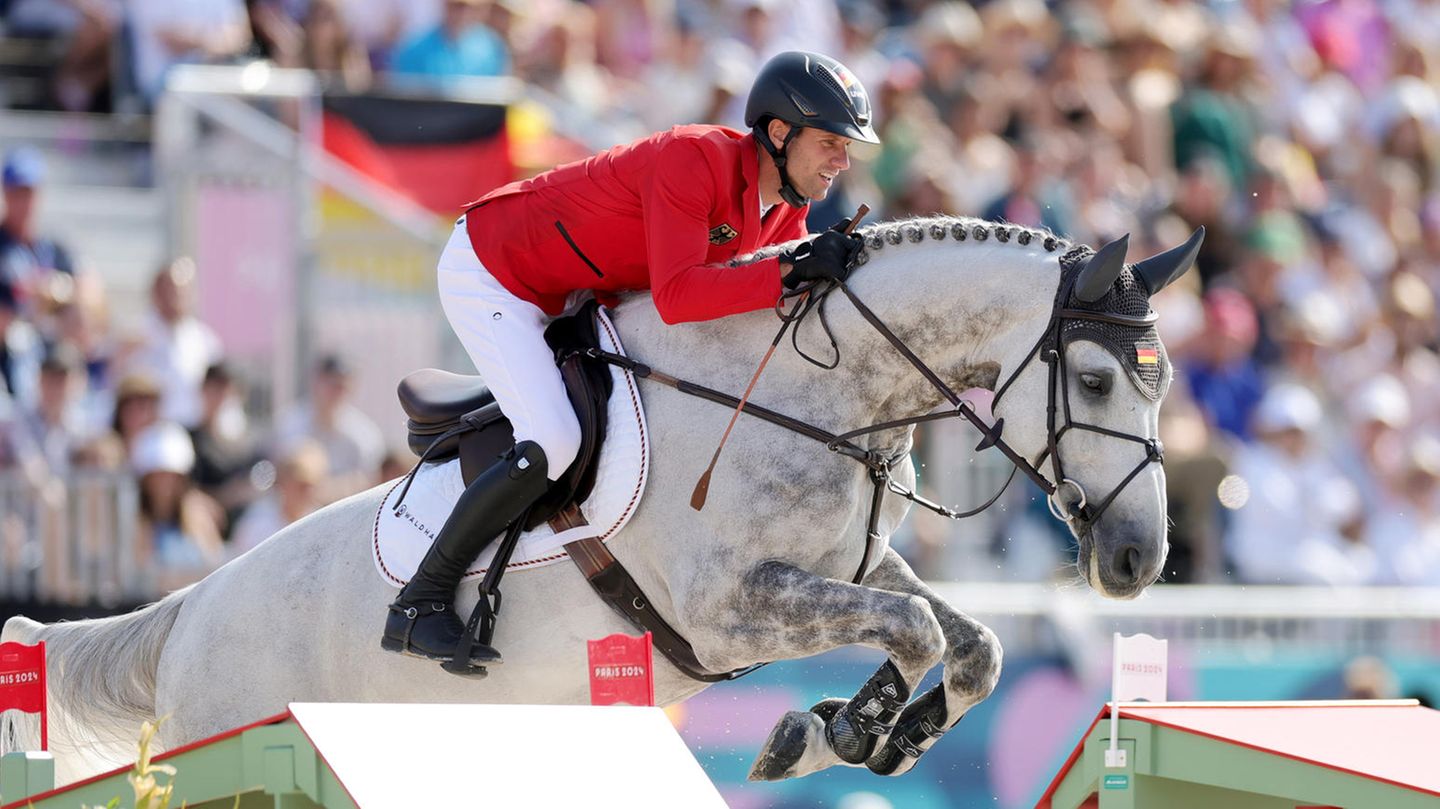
[{"x1": 437, "y1": 219, "x2": 581, "y2": 481}]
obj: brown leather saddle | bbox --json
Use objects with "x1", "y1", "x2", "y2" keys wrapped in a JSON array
[{"x1": 395, "y1": 301, "x2": 614, "y2": 529}]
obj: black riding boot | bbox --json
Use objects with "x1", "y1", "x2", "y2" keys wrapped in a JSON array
[{"x1": 381, "y1": 441, "x2": 549, "y2": 664}]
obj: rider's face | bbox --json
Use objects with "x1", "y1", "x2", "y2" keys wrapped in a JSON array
[{"x1": 771, "y1": 123, "x2": 852, "y2": 201}]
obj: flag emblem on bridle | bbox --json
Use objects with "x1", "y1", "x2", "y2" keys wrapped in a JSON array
[{"x1": 1136, "y1": 347, "x2": 1159, "y2": 365}]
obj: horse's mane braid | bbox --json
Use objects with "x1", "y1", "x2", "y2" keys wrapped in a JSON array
[{"x1": 728, "y1": 215, "x2": 1072, "y2": 267}]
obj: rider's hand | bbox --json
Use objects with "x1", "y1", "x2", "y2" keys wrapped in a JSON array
[{"x1": 781, "y1": 230, "x2": 864, "y2": 289}]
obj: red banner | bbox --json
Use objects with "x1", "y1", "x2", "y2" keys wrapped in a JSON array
[
  {"x1": 0, "y1": 641, "x2": 47, "y2": 751},
  {"x1": 588, "y1": 632, "x2": 654, "y2": 707}
]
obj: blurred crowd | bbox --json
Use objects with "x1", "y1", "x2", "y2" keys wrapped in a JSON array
[
  {"x1": 2, "y1": 0, "x2": 1440, "y2": 591},
  {"x1": 0, "y1": 150, "x2": 405, "y2": 587}
]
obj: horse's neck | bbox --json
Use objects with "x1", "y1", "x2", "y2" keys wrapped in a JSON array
[
  {"x1": 615, "y1": 235, "x2": 1059, "y2": 450},
  {"x1": 820, "y1": 238, "x2": 1061, "y2": 432}
]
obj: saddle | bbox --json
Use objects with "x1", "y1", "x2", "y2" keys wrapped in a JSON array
[{"x1": 396, "y1": 300, "x2": 614, "y2": 530}]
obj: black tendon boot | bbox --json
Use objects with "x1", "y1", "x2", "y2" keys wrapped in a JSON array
[{"x1": 381, "y1": 441, "x2": 549, "y2": 664}]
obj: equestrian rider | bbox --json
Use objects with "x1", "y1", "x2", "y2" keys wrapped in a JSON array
[{"x1": 381, "y1": 51, "x2": 880, "y2": 668}]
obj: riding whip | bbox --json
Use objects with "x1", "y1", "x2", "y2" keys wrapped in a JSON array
[{"x1": 690, "y1": 204, "x2": 869, "y2": 511}]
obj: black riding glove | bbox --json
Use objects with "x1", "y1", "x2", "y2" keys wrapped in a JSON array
[{"x1": 781, "y1": 230, "x2": 864, "y2": 289}]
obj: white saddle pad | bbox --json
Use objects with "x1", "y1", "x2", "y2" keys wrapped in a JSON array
[{"x1": 373, "y1": 309, "x2": 649, "y2": 587}]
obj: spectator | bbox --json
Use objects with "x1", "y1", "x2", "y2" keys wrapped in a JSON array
[
  {"x1": 1158, "y1": 384, "x2": 1228, "y2": 583},
  {"x1": 130, "y1": 421, "x2": 225, "y2": 588},
  {"x1": 4, "y1": 1, "x2": 120, "y2": 111},
  {"x1": 106, "y1": 372, "x2": 163, "y2": 465},
  {"x1": 914, "y1": 1, "x2": 982, "y2": 123},
  {"x1": 123, "y1": 258, "x2": 223, "y2": 428},
  {"x1": 981, "y1": 136, "x2": 1074, "y2": 234},
  {"x1": 127, "y1": 0, "x2": 252, "y2": 103},
  {"x1": 517, "y1": 7, "x2": 617, "y2": 121},
  {"x1": 229, "y1": 440, "x2": 329, "y2": 556},
  {"x1": 255, "y1": 0, "x2": 373, "y2": 91},
  {"x1": 15, "y1": 343, "x2": 92, "y2": 476},
  {"x1": 0, "y1": 280, "x2": 42, "y2": 408},
  {"x1": 1340, "y1": 655, "x2": 1401, "y2": 699},
  {"x1": 271, "y1": 353, "x2": 384, "y2": 500},
  {"x1": 0, "y1": 388, "x2": 23, "y2": 469},
  {"x1": 390, "y1": 0, "x2": 510, "y2": 82},
  {"x1": 337, "y1": 0, "x2": 439, "y2": 70},
  {"x1": 0, "y1": 148, "x2": 80, "y2": 322},
  {"x1": 1181, "y1": 288, "x2": 1264, "y2": 441},
  {"x1": 48, "y1": 295, "x2": 115, "y2": 430},
  {"x1": 1225, "y1": 383, "x2": 1374, "y2": 584},
  {"x1": 189, "y1": 362, "x2": 260, "y2": 524},
  {"x1": 1366, "y1": 437, "x2": 1440, "y2": 585},
  {"x1": 1171, "y1": 20, "x2": 1262, "y2": 191}
]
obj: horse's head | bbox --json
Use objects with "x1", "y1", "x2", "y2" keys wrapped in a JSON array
[{"x1": 992, "y1": 229, "x2": 1203, "y2": 599}]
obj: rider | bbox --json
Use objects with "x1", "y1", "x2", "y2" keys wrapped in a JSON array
[{"x1": 381, "y1": 51, "x2": 880, "y2": 668}]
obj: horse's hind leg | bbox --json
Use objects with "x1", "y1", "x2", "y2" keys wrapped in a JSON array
[
  {"x1": 859, "y1": 548, "x2": 1003, "y2": 776},
  {"x1": 732, "y1": 561, "x2": 945, "y2": 781}
]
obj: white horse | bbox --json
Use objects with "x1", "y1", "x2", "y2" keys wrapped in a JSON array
[{"x1": 3, "y1": 216, "x2": 1199, "y2": 786}]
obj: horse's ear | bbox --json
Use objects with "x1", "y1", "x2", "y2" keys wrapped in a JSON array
[
  {"x1": 1134, "y1": 226, "x2": 1205, "y2": 296},
  {"x1": 1074, "y1": 234, "x2": 1130, "y2": 303}
]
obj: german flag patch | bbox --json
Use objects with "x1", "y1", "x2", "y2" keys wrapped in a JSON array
[{"x1": 1136, "y1": 347, "x2": 1159, "y2": 365}]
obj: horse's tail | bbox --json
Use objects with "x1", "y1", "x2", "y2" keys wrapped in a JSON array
[{"x1": 1, "y1": 588, "x2": 189, "y2": 757}]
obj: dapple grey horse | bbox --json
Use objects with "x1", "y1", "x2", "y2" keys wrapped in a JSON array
[{"x1": 3, "y1": 216, "x2": 1199, "y2": 786}]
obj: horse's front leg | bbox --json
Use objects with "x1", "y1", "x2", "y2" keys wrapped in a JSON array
[
  {"x1": 858, "y1": 547, "x2": 1004, "y2": 776},
  {"x1": 725, "y1": 561, "x2": 946, "y2": 781}
]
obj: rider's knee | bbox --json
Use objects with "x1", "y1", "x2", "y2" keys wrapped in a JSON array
[{"x1": 530, "y1": 416, "x2": 582, "y2": 480}]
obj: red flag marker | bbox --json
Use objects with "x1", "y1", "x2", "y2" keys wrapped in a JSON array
[
  {"x1": 0, "y1": 641, "x2": 47, "y2": 751},
  {"x1": 587, "y1": 632, "x2": 654, "y2": 707}
]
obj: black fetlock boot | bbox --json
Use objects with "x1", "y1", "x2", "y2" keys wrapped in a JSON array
[{"x1": 381, "y1": 441, "x2": 549, "y2": 664}]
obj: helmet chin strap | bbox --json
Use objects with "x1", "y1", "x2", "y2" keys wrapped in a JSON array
[{"x1": 756, "y1": 124, "x2": 807, "y2": 208}]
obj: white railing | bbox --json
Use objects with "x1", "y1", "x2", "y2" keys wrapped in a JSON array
[{"x1": 931, "y1": 581, "x2": 1440, "y2": 659}]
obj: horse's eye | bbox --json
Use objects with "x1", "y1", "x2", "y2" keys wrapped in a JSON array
[{"x1": 1080, "y1": 373, "x2": 1107, "y2": 394}]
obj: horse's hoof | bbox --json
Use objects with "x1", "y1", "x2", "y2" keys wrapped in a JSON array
[{"x1": 748, "y1": 710, "x2": 824, "y2": 781}]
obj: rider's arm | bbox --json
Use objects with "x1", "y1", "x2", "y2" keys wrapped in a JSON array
[{"x1": 645, "y1": 138, "x2": 785, "y2": 325}]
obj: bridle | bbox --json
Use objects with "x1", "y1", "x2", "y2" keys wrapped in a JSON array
[
  {"x1": 776, "y1": 246, "x2": 1166, "y2": 533},
  {"x1": 588, "y1": 247, "x2": 1169, "y2": 579}
]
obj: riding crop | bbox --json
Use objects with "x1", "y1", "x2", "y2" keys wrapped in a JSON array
[{"x1": 690, "y1": 204, "x2": 869, "y2": 511}]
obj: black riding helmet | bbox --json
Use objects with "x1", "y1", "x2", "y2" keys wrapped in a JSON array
[{"x1": 745, "y1": 51, "x2": 880, "y2": 208}]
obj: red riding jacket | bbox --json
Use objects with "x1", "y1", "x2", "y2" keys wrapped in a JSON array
[{"x1": 464, "y1": 125, "x2": 809, "y2": 324}]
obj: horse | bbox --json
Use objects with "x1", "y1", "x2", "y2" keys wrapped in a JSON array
[{"x1": 2, "y1": 215, "x2": 1199, "y2": 786}]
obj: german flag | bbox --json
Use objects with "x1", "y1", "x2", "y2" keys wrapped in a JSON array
[
  {"x1": 322, "y1": 92, "x2": 512, "y2": 214},
  {"x1": 1136, "y1": 347, "x2": 1159, "y2": 365}
]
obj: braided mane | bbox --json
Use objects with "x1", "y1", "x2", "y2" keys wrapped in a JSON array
[{"x1": 728, "y1": 215, "x2": 1073, "y2": 267}]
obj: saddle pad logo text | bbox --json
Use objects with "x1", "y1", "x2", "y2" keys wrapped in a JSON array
[{"x1": 708, "y1": 223, "x2": 738, "y2": 245}]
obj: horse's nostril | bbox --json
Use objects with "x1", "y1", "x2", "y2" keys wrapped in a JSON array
[{"x1": 1112, "y1": 545, "x2": 1143, "y2": 584}]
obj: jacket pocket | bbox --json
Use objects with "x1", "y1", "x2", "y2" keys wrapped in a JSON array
[{"x1": 554, "y1": 221, "x2": 605, "y2": 279}]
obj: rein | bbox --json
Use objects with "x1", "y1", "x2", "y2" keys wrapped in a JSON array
[{"x1": 593, "y1": 252, "x2": 1166, "y2": 543}]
